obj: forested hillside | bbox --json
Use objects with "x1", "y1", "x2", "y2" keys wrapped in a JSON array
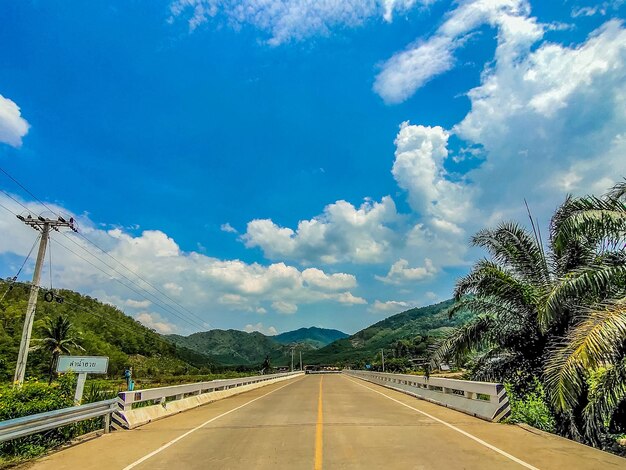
[
  {"x1": 305, "y1": 299, "x2": 472, "y2": 365},
  {"x1": 166, "y1": 329, "x2": 290, "y2": 366},
  {"x1": 0, "y1": 280, "x2": 215, "y2": 381},
  {"x1": 273, "y1": 327, "x2": 348, "y2": 348},
  {"x1": 166, "y1": 327, "x2": 348, "y2": 366}
]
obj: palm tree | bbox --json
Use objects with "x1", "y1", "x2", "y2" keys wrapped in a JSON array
[
  {"x1": 430, "y1": 180, "x2": 626, "y2": 444},
  {"x1": 32, "y1": 315, "x2": 84, "y2": 384},
  {"x1": 429, "y1": 221, "x2": 552, "y2": 386},
  {"x1": 544, "y1": 181, "x2": 626, "y2": 442}
]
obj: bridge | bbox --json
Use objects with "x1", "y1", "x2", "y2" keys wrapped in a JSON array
[{"x1": 5, "y1": 372, "x2": 625, "y2": 469}]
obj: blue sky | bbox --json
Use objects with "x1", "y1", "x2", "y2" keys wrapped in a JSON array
[{"x1": 1, "y1": 0, "x2": 625, "y2": 336}]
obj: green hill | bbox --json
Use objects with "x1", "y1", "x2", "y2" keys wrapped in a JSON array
[
  {"x1": 166, "y1": 329, "x2": 288, "y2": 366},
  {"x1": 303, "y1": 299, "x2": 471, "y2": 365},
  {"x1": 166, "y1": 327, "x2": 348, "y2": 366},
  {"x1": 0, "y1": 280, "x2": 216, "y2": 381},
  {"x1": 273, "y1": 327, "x2": 348, "y2": 348}
]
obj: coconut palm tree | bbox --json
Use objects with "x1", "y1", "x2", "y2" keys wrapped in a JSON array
[{"x1": 32, "y1": 315, "x2": 84, "y2": 384}]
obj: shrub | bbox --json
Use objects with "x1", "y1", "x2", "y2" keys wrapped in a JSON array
[{"x1": 505, "y1": 380, "x2": 556, "y2": 433}]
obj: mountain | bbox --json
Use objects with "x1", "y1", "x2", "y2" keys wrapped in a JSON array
[
  {"x1": 304, "y1": 299, "x2": 471, "y2": 365},
  {"x1": 0, "y1": 280, "x2": 216, "y2": 381},
  {"x1": 166, "y1": 329, "x2": 287, "y2": 366},
  {"x1": 166, "y1": 327, "x2": 349, "y2": 366},
  {"x1": 273, "y1": 327, "x2": 348, "y2": 348}
]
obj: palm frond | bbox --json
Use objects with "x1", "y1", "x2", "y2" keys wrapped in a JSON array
[
  {"x1": 607, "y1": 179, "x2": 626, "y2": 202},
  {"x1": 542, "y1": 265, "x2": 626, "y2": 330},
  {"x1": 429, "y1": 315, "x2": 495, "y2": 368},
  {"x1": 472, "y1": 222, "x2": 549, "y2": 285},
  {"x1": 454, "y1": 259, "x2": 540, "y2": 309},
  {"x1": 554, "y1": 197, "x2": 626, "y2": 251},
  {"x1": 544, "y1": 301, "x2": 626, "y2": 412},
  {"x1": 583, "y1": 359, "x2": 626, "y2": 445}
]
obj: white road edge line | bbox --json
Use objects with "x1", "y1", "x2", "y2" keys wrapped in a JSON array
[
  {"x1": 122, "y1": 377, "x2": 302, "y2": 470},
  {"x1": 344, "y1": 376, "x2": 540, "y2": 470}
]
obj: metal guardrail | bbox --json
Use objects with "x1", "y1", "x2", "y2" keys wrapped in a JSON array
[
  {"x1": 0, "y1": 399, "x2": 118, "y2": 443},
  {"x1": 117, "y1": 371, "x2": 302, "y2": 411},
  {"x1": 344, "y1": 370, "x2": 510, "y2": 422}
]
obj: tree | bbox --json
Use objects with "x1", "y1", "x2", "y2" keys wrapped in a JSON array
[
  {"x1": 430, "y1": 179, "x2": 626, "y2": 444},
  {"x1": 544, "y1": 180, "x2": 626, "y2": 442},
  {"x1": 261, "y1": 355, "x2": 271, "y2": 374},
  {"x1": 31, "y1": 315, "x2": 84, "y2": 384}
]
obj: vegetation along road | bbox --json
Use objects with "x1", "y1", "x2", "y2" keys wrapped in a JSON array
[{"x1": 27, "y1": 374, "x2": 624, "y2": 469}]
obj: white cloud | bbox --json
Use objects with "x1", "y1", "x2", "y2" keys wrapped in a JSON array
[
  {"x1": 242, "y1": 196, "x2": 401, "y2": 265},
  {"x1": 572, "y1": 2, "x2": 623, "y2": 18},
  {"x1": 0, "y1": 95, "x2": 29, "y2": 147},
  {"x1": 374, "y1": 0, "x2": 542, "y2": 103},
  {"x1": 334, "y1": 291, "x2": 367, "y2": 305},
  {"x1": 369, "y1": 299, "x2": 411, "y2": 313},
  {"x1": 392, "y1": 122, "x2": 473, "y2": 226},
  {"x1": 302, "y1": 268, "x2": 357, "y2": 290},
  {"x1": 375, "y1": 258, "x2": 437, "y2": 284},
  {"x1": 0, "y1": 192, "x2": 366, "y2": 332},
  {"x1": 457, "y1": 19, "x2": 626, "y2": 211},
  {"x1": 125, "y1": 299, "x2": 152, "y2": 309},
  {"x1": 272, "y1": 300, "x2": 298, "y2": 314},
  {"x1": 220, "y1": 222, "x2": 238, "y2": 233},
  {"x1": 374, "y1": 35, "x2": 456, "y2": 103},
  {"x1": 135, "y1": 312, "x2": 176, "y2": 334},
  {"x1": 169, "y1": 0, "x2": 432, "y2": 45},
  {"x1": 163, "y1": 282, "x2": 183, "y2": 295},
  {"x1": 244, "y1": 322, "x2": 278, "y2": 335}
]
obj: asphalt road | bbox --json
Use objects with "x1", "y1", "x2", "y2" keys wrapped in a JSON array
[{"x1": 27, "y1": 374, "x2": 626, "y2": 469}]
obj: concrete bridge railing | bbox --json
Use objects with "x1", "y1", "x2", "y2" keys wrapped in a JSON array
[
  {"x1": 115, "y1": 371, "x2": 303, "y2": 429},
  {"x1": 343, "y1": 370, "x2": 510, "y2": 422}
]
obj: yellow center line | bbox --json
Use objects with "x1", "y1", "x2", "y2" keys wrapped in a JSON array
[{"x1": 314, "y1": 376, "x2": 324, "y2": 470}]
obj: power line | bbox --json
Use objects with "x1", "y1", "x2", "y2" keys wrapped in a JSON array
[
  {"x1": 0, "y1": 234, "x2": 41, "y2": 304},
  {"x1": 0, "y1": 188, "x2": 32, "y2": 214},
  {"x1": 50, "y1": 236, "x2": 205, "y2": 330},
  {"x1": 0, "y1": 165, "x2": 207, "y2": 329},
  {"x1": 54, "y1": 232, "x2": 205, "y2": 329},
  {"x1": 73, "y1": 231, "x2": 206, "y2": 326}
]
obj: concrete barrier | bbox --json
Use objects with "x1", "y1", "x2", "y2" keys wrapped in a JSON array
[
  {"x1": 344, "y1": 370, "x2": 510, "y2": 422},
  {"x1": 115, "y1": 372, "x2": 303, "y2": 429}
]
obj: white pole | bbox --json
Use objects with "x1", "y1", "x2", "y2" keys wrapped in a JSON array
[
  {"x1": 381, "y1": 349, "x2": 385, "y2": 372},
  {"x1": 291, "y1": 348, "x2": 294, "y2": 372},
  {"x1": 14, "y1": 224, "x2": 50, "y2": 385},
  {"x1": 74, "y1": 372, "x2": 87, "y2": 405},
  {"x1": 299, "y1": 350, "x2": 302, "y2": 371}
]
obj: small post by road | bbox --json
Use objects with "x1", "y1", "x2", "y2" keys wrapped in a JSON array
[
  {"x1": 13, "y1": 215, "x2": 77, "y2": 386},
  {"x1": 74, "y1": 373, "x2": 87, "y2": 404}
]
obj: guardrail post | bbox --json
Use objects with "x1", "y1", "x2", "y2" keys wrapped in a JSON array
[{"x1": 104, "y1": 413, "x2": 111, "y2": 434}]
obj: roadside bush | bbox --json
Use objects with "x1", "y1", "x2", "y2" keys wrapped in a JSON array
[
  {"x1": 0, "y1": 375, "x2": 77, "y2": 461},
  {"x1": 505, "y1": 380, "x2": 556, "y2": 433}
]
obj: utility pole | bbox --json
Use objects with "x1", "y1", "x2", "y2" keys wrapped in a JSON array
[
  {"x1": 299, "y1": 350, "x2": 302, "y2": 371},
  {"x1": 291, "y1": 347, "x2": 295, "y2": 372},
  {"x1": 13, "y1": 215, "x2": 77, "y2": 386},
  {"x1": 381, "y1": 349, "x2": 385, "y2": 372}
]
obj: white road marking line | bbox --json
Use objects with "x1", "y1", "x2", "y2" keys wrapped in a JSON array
[
  {"x1": 122, "y1": 378, "x2": 302, "y2": 470},
  {"x1": 344, "y1": 376, "x2": 540, "y2": 470}
]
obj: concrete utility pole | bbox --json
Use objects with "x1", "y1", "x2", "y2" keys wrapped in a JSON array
[
  {"x1": 299, "y1": 350, "x2": 302, "y2": 371},
  {"x1": 291, "y1": 348, "x2": 295, "y2": 372},
  {"x1": 381, "y1": 349, "x2": 385, "y2": 372},
  {"x1": 13, "y1": 215, "x2": 77, "y2": 386}
]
